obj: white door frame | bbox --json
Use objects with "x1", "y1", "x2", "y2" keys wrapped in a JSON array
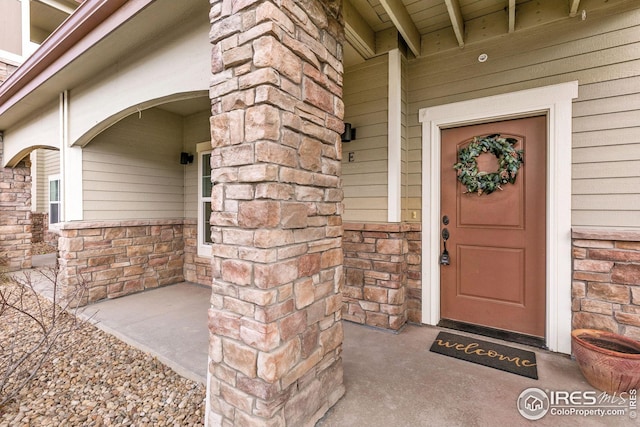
[{"x1": 418, "y1": 81, "x2": 578, "y2": 354}]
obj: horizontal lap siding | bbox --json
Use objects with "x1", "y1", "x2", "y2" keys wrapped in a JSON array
[
  {"x1": 43, "y1": 148, "x2": 60, "y2": 213},
  {"x1": 408, "y1": 3, "x2": 640, "y2": 228},
  {"x1": 44, "y1": 149, "x2": 59, "y2": 177},
  {"x1": 343, "y1": 55, "x2": 388, "y2": 222},
  {"x1": 34, "y1": 149, "x2": 46, "y2": 213},
  {"x1": 82, "y1": 108, "x2": 184, "y2": 220},
  {"x1": 183, "y1": 111, "x2": 211, "y2": 219},
  {"x1": 32, "y1": 148, "x2": 60, "y2": 213},
  {"x1": 574, "y1": 68, "x2": 640, "y2": 226}
]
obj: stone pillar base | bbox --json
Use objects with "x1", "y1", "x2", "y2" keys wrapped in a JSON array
[{"x1": 343, "y1": 222, "x2": 422, "y2": 330}]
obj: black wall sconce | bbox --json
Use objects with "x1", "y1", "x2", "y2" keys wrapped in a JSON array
[
  {"x1": 180, "y1": 152, "x2": 194, "y2": 165},
  {"x1": 341, "y1": 123, "x2": 356, "y2": 142}
]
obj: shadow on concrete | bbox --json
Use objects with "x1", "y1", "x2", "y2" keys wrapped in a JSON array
[{"x1": 19, "y1": 264, "x2": 634, "y2": 426}]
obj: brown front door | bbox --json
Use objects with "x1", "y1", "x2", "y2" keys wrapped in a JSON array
[{"x1": 440, "y1": 116, "x2": 546, "y2": 338}]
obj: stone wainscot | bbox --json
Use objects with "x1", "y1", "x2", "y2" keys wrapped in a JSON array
[
  {"x1": 572, "y1": 228, "x2": 640, "y2": 339},
  {"x1": 343, "y1": 222, "x2": 422, "y2": 331}
]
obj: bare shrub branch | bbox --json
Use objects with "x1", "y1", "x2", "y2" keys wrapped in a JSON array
[{"x1": 0, "y1": 257, "x2": 88, "y2": 408}]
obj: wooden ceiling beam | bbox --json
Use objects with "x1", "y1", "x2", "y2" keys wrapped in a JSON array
[
  {"x1": 444, "y1": 0, "x2": 465, "y2": 47},
  {"x1": 508, "y1": 0, "x2": 516, "y2": 33},
  {"x1": 569, "y1": 0, "x2": 581, "y2": 17},
  {"x1": 379, "y1": 0, "x2": 421, "y2": 56},
  {"x1": 344, "y1": 0, "x2": 376, "y2": 59}
]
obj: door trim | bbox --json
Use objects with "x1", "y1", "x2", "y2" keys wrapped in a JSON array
[{"x1": 418, "y1": 81, "x2": 578, "y2": 354}]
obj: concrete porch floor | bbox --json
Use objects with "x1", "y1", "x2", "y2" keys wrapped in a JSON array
[{"x1": 24, "y1": 259, "x2": 634, "y2": 426}]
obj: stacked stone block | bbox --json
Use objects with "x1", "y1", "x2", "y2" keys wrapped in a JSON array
[
  {"x1": 0, "y1": 60, "x2": 18, "y2": 85},
  {"x1": 572, "y1": 228, "x2": 640, "y2": 340},
  {"x1": 184, "y1": 220, "x2": 214, "y2": 287},
  {"x1": 207, "y1": 0, "x2": 345, "y2": 425},
  {"x1": 31, "y1": 212, "x2": 47, "y2": 243},
  {"x1": 405, "y1": 226, "x2": 422, "y2": 323},
  {"x1": 44, "y1": 215, "x2": 59, "y2": 248},
  {"x1": 0, "y1": 153, "x2": 32, "y2": 271},
  {"x1": 30, "y1": 212, "x2": 58, "y2": 247},
  {"x1": 343, "y1": 222, "x2": 421, "y2": 331},
  {"x1": 57, "y1": 220, "x2": 185, "y2": 304}
]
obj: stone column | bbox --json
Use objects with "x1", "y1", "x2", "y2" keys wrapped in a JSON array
[
  {"x1": 0, "y1": 141, "x2": 32, "y2": 271},
  {"x1": 207, "y1": 0, "x2": 345, "y2": 425}
]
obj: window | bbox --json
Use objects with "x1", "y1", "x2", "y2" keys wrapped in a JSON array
[
  {"x1": 48, "y1": 175, "x2": 61, "y2": 224},
  {"x1": 198, "y1": 150, "x2": 213, "y2": 256}
]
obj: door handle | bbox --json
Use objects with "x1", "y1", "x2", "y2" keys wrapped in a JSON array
[{"x1": 440, "y1": 227, "x2": 450, "y2": 266}]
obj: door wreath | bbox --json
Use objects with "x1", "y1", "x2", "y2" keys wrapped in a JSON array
[{"x1": 453, "y1": 134, "x2": 524, "y2": 195}]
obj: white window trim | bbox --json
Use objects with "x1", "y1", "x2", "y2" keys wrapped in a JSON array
[
  {"x1": 419, "y1": 81, "x2": 578, "y2": 354},
  {"x1": 48, "y1": 174, "x2": 61, "y2": 226},
  {"x1": 197, "y1": 142, "x2": 212, "y2": 257}
]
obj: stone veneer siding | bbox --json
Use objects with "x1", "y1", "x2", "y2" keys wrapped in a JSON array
[
  {"x1": 184, "y1": 220, "x2": 214, "y2": 287},
  {"x1": 0, "y1": 149, "x2": 32, "y2": 271},
  {"x1": 405, "y1": 226, "x2": 422, "y2": 323},
  {"x1": 343, "y1": 222, "x2": 422, "y2": 331},
  {"x1": 572, "y1": 228, "x2": 640, "y2": 340},
  {"x1": 0, "y1": 60, "x2": 18, "y2": 85},
  {"x1": 31, "y1": 212, "x2": 49, "y2": 243},
  {"x1": 29, "y1": 212, "x2": 59, "y2": 247},
  {"x1": 207, "y1": 0, "x2": 345, "y2": 425},
  {"x1": 57, "y1": 219, "x2": 185, "y2": 305}
]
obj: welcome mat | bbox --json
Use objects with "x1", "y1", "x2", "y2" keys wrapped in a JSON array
[{"x1": 429, "y1": 331, "x2": 538, "y2": 379}]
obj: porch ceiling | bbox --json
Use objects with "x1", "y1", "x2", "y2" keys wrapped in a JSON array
[
  {"x1": 157, "y1": 97, "x2": 211, "y2": 117},
  {"x1": 343, "y1": 0, "x2": 624, "y2": 66},
  {"x1": 0, "y1": 0, "x2": 630, "y2": 128},
  {"x1": 30, "y1": 1, "x2": 75, "y2": 44}
]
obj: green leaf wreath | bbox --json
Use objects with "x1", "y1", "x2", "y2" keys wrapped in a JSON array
[{"x1": 453, "y1": 134, "x2": 524, "y2": 196}]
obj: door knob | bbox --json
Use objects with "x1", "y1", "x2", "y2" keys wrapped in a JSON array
[{"x1": 440, "y1": 227, "x2": 450, "y2": 266}]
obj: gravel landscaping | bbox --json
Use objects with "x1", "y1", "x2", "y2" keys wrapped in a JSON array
[{"x1": 0, "y1": 277, "x2": 206, "y2": 426}]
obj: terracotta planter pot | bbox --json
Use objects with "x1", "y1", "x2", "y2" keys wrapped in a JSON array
[{"x1": 571, "y1": 329, "x2": 640, "y2": 394}]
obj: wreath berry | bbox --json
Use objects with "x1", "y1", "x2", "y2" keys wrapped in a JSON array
[{"x1": 453, "y1": 134, "x2": 524, "y2": 196}]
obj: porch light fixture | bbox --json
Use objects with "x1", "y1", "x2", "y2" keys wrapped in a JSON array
[
  {"x1": 180, "y1": 152, "x2": 194, "y2": 165},
  {"x1": 341, "y1": 123, "x2": 356, "y2": 142}
]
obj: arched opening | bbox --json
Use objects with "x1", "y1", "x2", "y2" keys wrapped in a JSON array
[{"x1": 29, "y1": 146, "x2": 61, "y2": 263}]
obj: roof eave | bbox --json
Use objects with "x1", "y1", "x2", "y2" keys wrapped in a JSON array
[{"x1": 0, "y1": 0, "x2": 152, "y2": 118}]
